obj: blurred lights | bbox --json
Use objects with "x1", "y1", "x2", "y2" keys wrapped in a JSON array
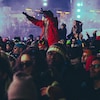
[
  {"x1": 43, "y1": 2, "x2": 48, "y2": 6},
  {"x1": 96, "y1": 10, "x2": 100, "y2": 13},
  {"x1": 25, "y1": 8, "x2": 32, "y2": 11},
  {"x1": 90, "y1": 10, "x2": 95, "y2": 12},
  {"x1": 77, "y1": 9, "x2": 81, "y2": 12},
  {"x1": 76, "y1": 2, "x2": 83, "y2": 19},
  {"x1": 77, "y1": 3, "x2": 81, "y2": 7},
  {"x1": 77, "y1": 2, "x2": 83, "y2": 7},
  {"x1": 81, "y1": 3, "x2": 83, "y2": 6},
  {"x1": 43, "y1": 0, "x2": 48, "y2": 7},
  {"x1": 56, "y1": 10, "x2": 70, "y2": 14},
  {"x1": 90, "y1": 10, "x2": 100, "y2": 13},
  {"x1": 77, "y1": 15, "x2": 81, "y2": 18}
]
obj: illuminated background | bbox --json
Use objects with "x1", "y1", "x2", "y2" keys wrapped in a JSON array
[{"x1": 0, "y1": 0, "x2": 100, "y2": 39}]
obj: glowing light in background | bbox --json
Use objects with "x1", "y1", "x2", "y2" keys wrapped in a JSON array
[
  {"x1": 76, "y1": 2, "x2": 82, "y2": 19},
  {"x1": 0, "y1": 0, "x2": 99, "y2": 39},
  {"x1": 42, "y1": 0, "x2": 48, "y2": 7},
  {"x1": 77, "y1": 15, "x2": 81, "y2": 18},
  {"x1": 77, "y1": 3, "x2": 81, "y2": 7},
  {"x1": 77, "y1": 2, "x2": 83, "y2": 7},
  {"x1": 43, "y1": 0, "x2": 47, "y2": 1},
  {"x1": 43, "y1": 2, "x2": 47, "y2": 6},
  {"x1": 81, "y1": 2, "x2": 83, "y2": 6},
  {"x1": 77, "y1": 9, "x2": 81, "y2": 12}
]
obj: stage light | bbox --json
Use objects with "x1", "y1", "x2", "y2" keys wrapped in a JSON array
[
  {"x1": 25, "y1": 8, "x2": 32, "y2": 11},
  {"x1": 77, "y1": 3, "x2": 81, "y2": 7},
  {"x1": 77, "y1": 15, "x2": 81, "y2": 18},
  {"x1": 80, "y1": 3, "x2": 83, "y2": 6},
  {"x1": 77, "y1": 9, "x2": 81, "y2": 12},
  {"x1": 43, "y1": 2, "x2": 48, "y2": 6}
]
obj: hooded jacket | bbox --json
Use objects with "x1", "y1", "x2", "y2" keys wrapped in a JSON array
[{"x1": 25, "y1": 12, "x2": 59, "y2": 46}]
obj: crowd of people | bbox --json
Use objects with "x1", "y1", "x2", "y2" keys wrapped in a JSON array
[{"x1": 0, "y1": 9, "x2": 100, "y2": 100}]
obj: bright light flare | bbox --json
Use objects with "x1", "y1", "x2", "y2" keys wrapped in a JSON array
[
  {"x1": 43, "y1": 2, "x2": 48, "y2": 6},
  {"x1": 77, "y1": 9, "x2": 81, "y2": 12},
  {"x1": 43, "y1": 0, "x2": 47, "y2": 1},
  {"x1": 77, "y1": 15, "x2": 81, "y2": 18},
  {"x1": 77, "y1": 3, "x2": 81, "y2": 7}
]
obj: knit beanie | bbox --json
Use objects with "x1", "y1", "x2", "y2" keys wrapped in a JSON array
[
  {"x1": 47, "y1": 43, "x2": 67, "y2": 61},
  {"x1": 14, "y1": 42, "x2": 26, "y2": 49},
  {"x1": 68, "y1": 46, "x2": 83, "y2": 59},
  {"x1": 8, "y1": 71, "x2": 37, "y2": 100}
]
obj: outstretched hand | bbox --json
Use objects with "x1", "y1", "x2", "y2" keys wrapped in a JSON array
[{"x1": 22, "y1": 12, "x2": 27, "y2": 16}]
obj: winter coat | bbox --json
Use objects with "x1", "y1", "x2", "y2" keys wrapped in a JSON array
[{"x1": 26, "y1": 15, "x2": 59, "y2": 46}]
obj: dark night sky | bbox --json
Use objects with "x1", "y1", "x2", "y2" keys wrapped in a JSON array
[
  {"x1": 1, "y1": 0, "x2": 100, "y2": 11},
  {"x1": 1, "y1": 0, "x2": 71, "y2": 11},
  {"x1": 48, "y1": 0, "x2": 71, "y2": 11}
]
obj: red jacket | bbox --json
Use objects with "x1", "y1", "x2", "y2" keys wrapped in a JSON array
[
  {"x1": 86, "y1": 55, "x2": 96, "y2": 71},
  {"x1": 27, "y1": 16, "x2": 59, "y2": 46}
]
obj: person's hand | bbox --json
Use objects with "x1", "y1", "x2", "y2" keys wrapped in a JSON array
[
  {"x1": 40, "y1": 86, "x2": 50, "y2": 96},
  {"x1": 41, "y1": 86, "x2": 65, "y2": 99},
  {"x1": 22, "y1": 12, "x2": 27, "y2": 16},
  {"x1": 86, "y1": 32, "x2": 88, "y2": 35},
  {"x1": 93, "y1": 30, "x2": 97, "y2": 34}
]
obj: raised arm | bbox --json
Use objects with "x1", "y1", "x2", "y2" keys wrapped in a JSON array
[{"x1": 22, "y1": 12, "x2": 44, "y2": 28}]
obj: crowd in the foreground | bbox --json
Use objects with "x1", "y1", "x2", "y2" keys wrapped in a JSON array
[
  {"x1": 0, "y1": 27, "x2": 100, "y2": 100},
  {"x1": 0, "y1": 9, "x2": 100, "y2": 100}
]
